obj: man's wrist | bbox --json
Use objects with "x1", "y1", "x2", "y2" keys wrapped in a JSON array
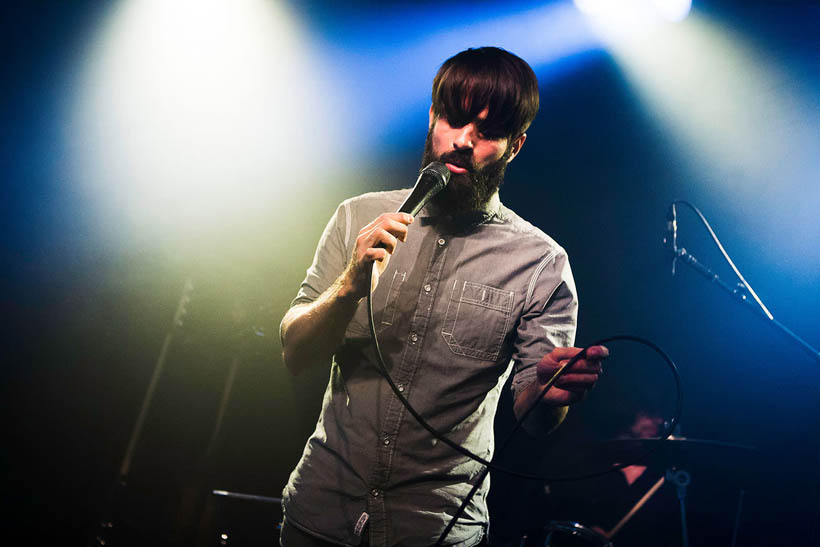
[
  {"x1": 521, "y1": 403, "x2": 568, "y2": 437},
  {"x1": 333, "y1": 274, "x2": 364, "y2": 304},
  {"x1": 514, "y1": 383, "x2": 569, "y2": 436},
  {"x1": 335, "y1": 285, "x2": 362, "y2": 303}
]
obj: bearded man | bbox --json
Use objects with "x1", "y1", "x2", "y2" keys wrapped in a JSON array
[{"x1": 278, "y1": 47, "x2": 607, "y2": 547}]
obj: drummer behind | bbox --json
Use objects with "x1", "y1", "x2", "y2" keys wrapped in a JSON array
[{"x1": 551, "y1": 408, "x2": 679, "y2": 547}]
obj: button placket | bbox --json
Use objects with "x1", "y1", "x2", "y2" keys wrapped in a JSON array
[
  {"x1": 366, "y1": 232, "x2": 449, "y2": 531},
  {"x1": 385, "y1": 234, "x2": 447, "y2": 413}
]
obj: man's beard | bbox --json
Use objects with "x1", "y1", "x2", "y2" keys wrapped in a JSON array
[{"x1": 420, "y1": 127, "x2": 512, "y2": 216}]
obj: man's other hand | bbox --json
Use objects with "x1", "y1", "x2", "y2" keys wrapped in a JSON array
[{"x1": 536, "y1": 346, "x2": 608, "y2": 406}]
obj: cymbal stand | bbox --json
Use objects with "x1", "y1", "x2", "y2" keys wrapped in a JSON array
[
  {"x1": 730, "y1": 489, "x2": 745, "y2": 547},
  {"x1": 666, "y1": 468, "x2": 691, "y2": 547}
]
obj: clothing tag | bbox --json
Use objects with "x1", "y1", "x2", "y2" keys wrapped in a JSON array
[{"x1": 354, "y1": 512, "x2": 369, "y2": 536}]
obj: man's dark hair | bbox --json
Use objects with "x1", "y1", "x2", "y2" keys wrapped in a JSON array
[{"x1": 432, "y1": 47, "x2": 539, "y2": 140}]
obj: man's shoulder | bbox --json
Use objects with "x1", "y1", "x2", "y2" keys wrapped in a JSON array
[{"x1": 496, "y1": 204, "x2": 567, "y2": 257}]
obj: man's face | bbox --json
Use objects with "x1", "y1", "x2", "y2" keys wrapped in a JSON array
[{"x1": 421, "y1": 106, "x2": 526, "y2": 215}]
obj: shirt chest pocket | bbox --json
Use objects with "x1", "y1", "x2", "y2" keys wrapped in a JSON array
[
  {"x1": 346, "y1": 269, "x2": 407, "y2": 337},
  {"x1": 441, "y1": 280, "x2": 514, "y2": 361}
]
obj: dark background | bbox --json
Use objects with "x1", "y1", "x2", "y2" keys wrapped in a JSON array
[{"x1": 2, "y1": 0, "x2": 819, "y2": 545}]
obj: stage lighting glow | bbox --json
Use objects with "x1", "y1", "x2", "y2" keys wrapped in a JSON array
[
  {"x1": 653, "y1": 0, "x2": 692, "y2": 22},
  {"x1": 602, "y1": 10, "x2": 820, "y2": 276},
  {"x1": 606, "y1": 13, "x2": 816, "y2": 189},
  {"x1": 573, "y1": 0, "x2": 690, "y2": 31},
  {"x1": 69, "y1": 0, "x2": 337, "y2": 239}
]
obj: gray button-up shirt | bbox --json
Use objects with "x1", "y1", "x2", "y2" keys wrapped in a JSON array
[{"x1": 282, "y1": 189, "x2": 578, "y2": 546}]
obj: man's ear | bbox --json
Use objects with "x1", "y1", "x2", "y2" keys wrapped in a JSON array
[
  {"x1": 507, "y1": 133, "x2": 527, "y2": 163},
  {"x1": 428, "y1": 105, "x2": 436, "y2": 129}
]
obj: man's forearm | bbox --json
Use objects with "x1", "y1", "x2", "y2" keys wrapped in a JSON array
[
  {"x1": 513, "y1": 382, "x2": 569, "y2": 436},
  {"x1": 280, "y1": 273, "x2": 361, "y2": 376}
]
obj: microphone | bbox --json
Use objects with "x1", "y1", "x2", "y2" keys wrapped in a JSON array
[
  {"x1": 398, "y1": 162, "x2": 450, "y2": 217},
  {"x1": 664, "y1": 203, "x2": 678, "y2": 274}
]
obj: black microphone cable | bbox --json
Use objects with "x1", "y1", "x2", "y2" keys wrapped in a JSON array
[{"x1": 366, "y1": 263, "x2": 683, "y2": 545}]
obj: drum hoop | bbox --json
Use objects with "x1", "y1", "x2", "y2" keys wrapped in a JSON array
[{"x1": 544, "y1": 520, "x2": 613, "y2": 547}]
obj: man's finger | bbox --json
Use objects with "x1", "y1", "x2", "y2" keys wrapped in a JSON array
[
  {"x1": 553, "y1": 358, "x2": 603, "y2": 373},
  {"x1": 370, "y1": 228, "x2": 399, "y2": 253},
  {"x1": 585, "y1": 345, "x2": 609, "y2": 359},
  {"x1": 380, "y1": 218, "x2": 411, "y2": 242},
  {"x1": 555, "y1": 372, "x2": 600, "y2": 386},
  {"x1": 550, "y1": 345, "x2": 609, "y2": 362},
  {"x1": 542, "y1": 387, "x2": 585, "y2": 404},
  {"x1": 547, "y1": 347, "x2": 584, "y2": 361},
  {"x1": 363, "y1": 248, "x2": 389, "y2": 262}
]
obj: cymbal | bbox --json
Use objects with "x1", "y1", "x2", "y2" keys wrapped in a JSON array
[{"x1": 580, "y1": 437, "x2": 760, "y2": 471}]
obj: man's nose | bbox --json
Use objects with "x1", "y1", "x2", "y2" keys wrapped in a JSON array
[{"x1": 452, "y1": 124, "x2": 475, "y2": 150}]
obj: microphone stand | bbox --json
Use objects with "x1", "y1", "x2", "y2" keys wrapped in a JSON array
[
  {"x1": 668, "y1": 245, "x2": 820, "y2": 364},
  {"x1": 90, "y1": 277, "x2": 194, "y2": 546},
  {"x1": 668, "y1": 238, "x2": 820, "y2": 545}
]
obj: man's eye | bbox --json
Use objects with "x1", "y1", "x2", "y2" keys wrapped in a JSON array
[
  {"x1": 439, "y1": 115, "x2": 461, "y2": 127},
  {"x1": 477, "y1": 126, "x2": 505, "y2": 140}
]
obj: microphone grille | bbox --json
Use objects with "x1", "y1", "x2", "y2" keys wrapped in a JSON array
[{"x1": 422, "y1": 161, "x2": 451, "y2": 186}]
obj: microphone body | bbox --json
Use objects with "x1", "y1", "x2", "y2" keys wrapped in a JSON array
[{"x1": 398, "y1": 162, "x2": 450, "y2": 217}]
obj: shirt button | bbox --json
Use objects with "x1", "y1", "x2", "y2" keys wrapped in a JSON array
[
  {"x1": 383, "y1": 438, "x2": 390, "y2": 446},
  {"x1": 410, "y1": 333, "x2": 418, "y2": 343},
  {"x1": 438, "y1": 238, "x2": 446, "y2": 246},
  {"x1": 371, "y1": 489, "x2": 380, "y2": 497},
  {"x1": 423, "y1": 284, "x2": 432, "y2": 292},
  {"x1": 397, "y1": 384, "x2": 405, "y2": 392}
]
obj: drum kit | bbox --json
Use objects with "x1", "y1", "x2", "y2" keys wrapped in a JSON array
[{"x1": 517, "y1": 436, "x2": 758, "y2": 547}]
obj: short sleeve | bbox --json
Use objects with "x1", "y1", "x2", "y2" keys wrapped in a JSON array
[
  {"x1": 290, "y1": 201, "x2": 351, "y2": 308},
  {"x1": 509, "y1": 249, "x2": 578, "y2": 400}
]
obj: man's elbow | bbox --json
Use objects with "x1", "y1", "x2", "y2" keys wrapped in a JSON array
[
  {"x1": 281, "y1": 346, "x2": 305, "y2": 376},
  {"x1": 279, "y1": 316, "x2": 301, "y2": 376}
]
